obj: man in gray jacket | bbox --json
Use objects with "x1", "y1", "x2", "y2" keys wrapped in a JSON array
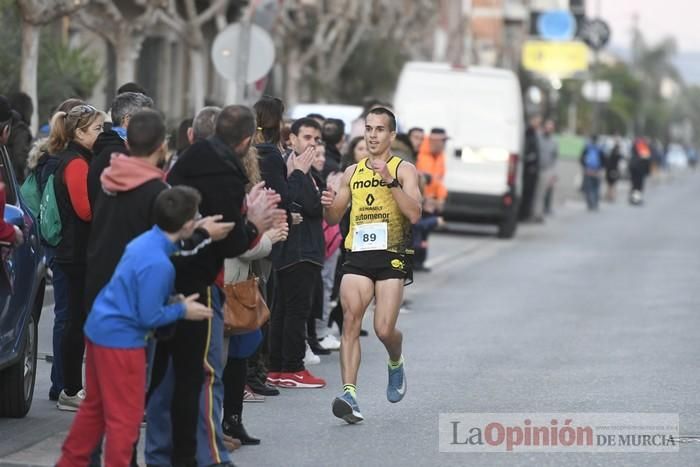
[{"x1": 532, "y1": 119, "x2": 558, "y2": 221}]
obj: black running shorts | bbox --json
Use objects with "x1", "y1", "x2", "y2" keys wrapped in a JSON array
[{"x1": 342, "y1": 250, "x2": 413, "y2": 284}]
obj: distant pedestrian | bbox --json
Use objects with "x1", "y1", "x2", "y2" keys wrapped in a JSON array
[
  {"x1": 166, "y1": 117, "x2": 193, "y2": 171},
  {"x1": 392, "y1": 133, "x2": 417, "y2": 164},
  {"x1": 407, "y1": 127, "x2": 424, "y2": 156},
  {"x1": 416, "y1": 128, "x2": 448, "y2": 211},
  {"x1": 342, "y1": 136, "x2": 368, "y2": 169},
  {"x1": 605, "y1": 139, "x2": 623, "y2": 202},
  {"x1": 580, "y1": 135, "x2": 604, "y2": 211},
  {"x1": 167, "y1": 107, "x2": 221, "y2": 172},
  {"x1": 629, "y1": 137, "x2": 652, "y2": 205},
  {"x1": 533, "y1": 118, "x2": 558, "y2": 219},
  {"x1": 415, "y1": 128, "x2": 448, "y2": 268},
  {"x1": 322, "y1": 118, "x2": 345, "y2": 179},
  {"x1": 7, "y1": 92, "x2": 33, "y2": 182},
  {"x1": 519, "y1": 115, "x2": 541, "y2": 221}
]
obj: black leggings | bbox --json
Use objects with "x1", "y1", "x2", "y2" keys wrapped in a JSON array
[
  {"x1": 60, "y1": 262, "x2": 87, "y2": 395},
  {"x1": 269, "y1": 262, "x2": 322, "y2": 372},
  {"x1": 223, "y1": 357, "x2": 247, "y2": 420}
]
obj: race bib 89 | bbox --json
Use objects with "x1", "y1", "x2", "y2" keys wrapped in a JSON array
[{"x1": 352, "y1": 222, "x2": 388, "y2": 252}]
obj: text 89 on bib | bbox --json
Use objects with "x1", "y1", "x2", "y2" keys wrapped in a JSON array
[{"x1": 352, "y1": 222, "x2": 388, "y2": 252}]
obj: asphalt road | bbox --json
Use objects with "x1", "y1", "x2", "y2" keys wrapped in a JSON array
[{"x1": 1, "y1": 170, "x2": 700, "y2": 466}]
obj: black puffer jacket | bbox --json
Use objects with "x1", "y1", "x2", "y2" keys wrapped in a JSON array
[
  {"x1": 8, "y1": 111, "x2": 31, "y2": 182},
  {"x1": 167, "y1": 136, "x2": 258, "y2": 296},
  {"x1": 88, "y1": 130, "x2": 127, "y2": 209},
  {"x1": 258, "y1": 144, "x2": 324, "y2": 269}
]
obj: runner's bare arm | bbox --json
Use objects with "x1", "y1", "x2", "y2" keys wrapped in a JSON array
[
  {"x1": 392, "y1": 162, "x2": 422, "y2": 224},
  {"x1": 322, "y1": 165, "x2": 354, "y2": 225}
]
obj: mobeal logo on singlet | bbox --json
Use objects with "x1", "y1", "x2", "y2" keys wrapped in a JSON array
[{"x1": 352, "y1": 178, "x2": 388, "y2": 190}]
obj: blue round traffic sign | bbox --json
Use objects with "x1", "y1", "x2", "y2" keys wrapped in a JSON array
[{"x1": 537, "y1": 10, "x2": 576, "y2": 41}]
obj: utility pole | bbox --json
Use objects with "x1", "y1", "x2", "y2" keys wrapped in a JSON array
[
  {"x1": 631, "y1": 12, "x2": 642, "y2": 135},
  {"x1": 233, "y1": 4, "x2": 254, "y2": 105},
  {"x1": 590, "y1": 0, "x2": 602, "y2": 135}
]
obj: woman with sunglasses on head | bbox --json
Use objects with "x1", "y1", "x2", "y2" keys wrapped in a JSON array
[{"x1": 47, "y1": 104, "x2": 105, "y2": 411}]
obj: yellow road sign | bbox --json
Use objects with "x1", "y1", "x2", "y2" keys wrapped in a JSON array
[{"x1": 522, "y1": 40, "x2": 590, "y2": 77}]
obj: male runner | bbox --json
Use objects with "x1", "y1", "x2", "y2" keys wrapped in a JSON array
[{"x1": 321, "y1": 107, "x2": 421, "y2": 424}]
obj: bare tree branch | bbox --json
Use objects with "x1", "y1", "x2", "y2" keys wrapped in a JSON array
[
  {"x1": 274, "y1": 0, "x2": 438, "y2": 102},
  {"x1": 16, "y1": 0, "x2": 90, "y2": 25},
  {"x1": 193, "y1": 0, "x2": 228, "y2": 27}
]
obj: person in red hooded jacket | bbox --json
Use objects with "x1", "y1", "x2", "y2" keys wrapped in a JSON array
[
  {"x1": 0, "y1": 99, "x2": 24, "y2": 247},
  {"x1": 0, "y1": 184, "x2": 23, "y2": 246}
]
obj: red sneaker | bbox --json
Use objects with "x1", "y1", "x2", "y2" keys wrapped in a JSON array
[
  {"x1": 266, "y1": 372, "x2": 281, "y2": 386},
  {"x1": 277, "y1": 370, "x2": 326, "y2": 388}
]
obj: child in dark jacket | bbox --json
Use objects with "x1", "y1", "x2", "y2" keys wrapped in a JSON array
[{"x1": 57, "y1": 186, "x2": 213, "y2": 467}]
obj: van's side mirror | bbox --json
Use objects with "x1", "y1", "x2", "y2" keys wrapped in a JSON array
[{"x1": 454, "y1": 148, "x2": 462, "y2": 159}]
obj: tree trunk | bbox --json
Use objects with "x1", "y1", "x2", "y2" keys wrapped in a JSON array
[
  {"x1": 114, "y1": 35, "x2": 139, "y2": 88},
  {"x1": 20, "y1": 20, "x2": 40, "y2": 135},
  {"x1": 284, "y1": 50, "x2": 302, "y2": 108},
  {"x1": 189, "y1": 48, "x2": 206, "y2": 115}
]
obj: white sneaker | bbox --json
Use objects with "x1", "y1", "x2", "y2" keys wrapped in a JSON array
[
  {"x1": 57, "y1": 389, "x2": 86, "y2": 412},
  {"x1": 304, "y1": 343, "x2": 321, "y2": 365},
  {"x1": 318, "y1": 334, "x2": 341, "y2": 351},
  {"x1": 243, "y1": 385, "x2": 265, "y2": 403}
]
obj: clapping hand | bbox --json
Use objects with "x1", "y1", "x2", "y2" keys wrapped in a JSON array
[
  {"x1": 196, "y1": 215, "x2": 235, "y2": 241},
  {"x1": 183, "y1": 294, "x2": 213, "y2": 321}
]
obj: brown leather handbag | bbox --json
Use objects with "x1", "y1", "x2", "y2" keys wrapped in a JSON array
[{"x1": 223, "y1": 277, "x2": 270, "y2": 336}]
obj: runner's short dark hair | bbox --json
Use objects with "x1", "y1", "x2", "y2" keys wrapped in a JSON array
[
  {"x1": 127, "y1": 109, "x2": 166, "y2": 157},
  {"x1": 366, "y1": 107, "x2": 397, "y2": 132},
  {"x1": 154, "y1": 186, "x2": 201, "y2": 233}
]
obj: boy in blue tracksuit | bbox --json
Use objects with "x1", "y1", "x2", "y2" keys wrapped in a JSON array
[{"x1": 57, "y1": 186, "x2": 213, "y2": 467}]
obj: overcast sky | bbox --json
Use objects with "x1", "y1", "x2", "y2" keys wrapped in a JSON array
[{"x1": 599, "y1": 0, "x2": 700, "y2": 53}]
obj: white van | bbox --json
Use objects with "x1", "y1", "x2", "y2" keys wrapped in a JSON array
[{"x1": 393, "y1": 62, "x2": 524, "y2": 238}]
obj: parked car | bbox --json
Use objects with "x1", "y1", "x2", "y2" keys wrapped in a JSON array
[
  {"x1": 0, "y1": 144, "x2": 46, "y2": 418},
  {"x1": 394, "y1": 62, "x2": 524, "y2": 238}
]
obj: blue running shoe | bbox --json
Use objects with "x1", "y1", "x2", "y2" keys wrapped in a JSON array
[
  {"x1": 332, "y1": 392, "x2": 364, "y2": 424},
  {"x1": 387, "y1": 361, "x2": 406, "y2": 403}
]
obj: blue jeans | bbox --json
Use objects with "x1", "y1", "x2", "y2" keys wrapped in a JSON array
[
  {"x1": 146, "y1": 286, "x2": 230, "y2": 467},
  {"x1": 583, "y1": 173, "x2": 601, "y2": 211},
  {"x1": 48, "y1": 252, "x2": 69, "y2": 399}
]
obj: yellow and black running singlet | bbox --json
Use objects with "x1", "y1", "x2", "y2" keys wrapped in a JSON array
[{"x1": 344, "y1": 156, "x2": 411, "y2": 254}]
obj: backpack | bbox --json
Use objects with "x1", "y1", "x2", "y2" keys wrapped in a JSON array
[
  {"x1": 19, "y1": 172, "x2": 41, "y2": 217},
  {"x1": 584, "y1": 144, "x2": 602, "y2": 170},
  {"x1": 39, "y1": 173, "x2": 62, "y2": 246}
]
